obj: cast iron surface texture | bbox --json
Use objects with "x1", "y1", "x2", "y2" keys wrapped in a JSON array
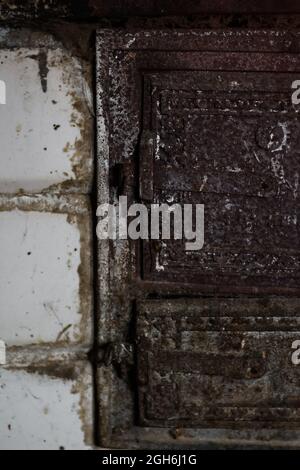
[
  {"x1": 3, "y1": 1, "x2": 300, "y2": 20},
  {"x1": 137, "y1": 299, "x2": 300, "y2": 428},
  {"x1": 141, "y1": 70, "x2": 300, "y2": 293},
  {"x1": 96, "y1": 30, "x2": 300, "y2": 449}
]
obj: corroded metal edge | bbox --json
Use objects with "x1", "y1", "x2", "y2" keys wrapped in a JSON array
[{"x1": 3, "y1": 1, "x2": 300, "y2": 21}]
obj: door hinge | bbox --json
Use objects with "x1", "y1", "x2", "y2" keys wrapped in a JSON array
[
  {"x1": 93, "y1": 342, "x2": 134, "y2": 369},
  {"x1": 96, "y1": 342, "x2": 135, "y2": 381}
]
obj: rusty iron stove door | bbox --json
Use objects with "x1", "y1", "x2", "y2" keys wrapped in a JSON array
[{"x1": 96, "y1": 30, "x2": 300, "y2": 449}]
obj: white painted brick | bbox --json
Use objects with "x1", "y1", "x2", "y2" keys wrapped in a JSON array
[
  {"x1": 0, "y1": 362, "x2": 93, "y2": 450},
  {"x1": 0, "y1": 30, "x2": 93, "y2": 194},
  {"x1": 0, "y1": 195, "x2": 93, "y2": 347}
]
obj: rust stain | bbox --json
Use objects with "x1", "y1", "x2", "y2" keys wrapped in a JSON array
[
  {"x1": 22, "y1": 363, "x2": 77, "y2": 381},
  {"x1": 66, "y1": 207, "x2": 93, "y2": 347}
]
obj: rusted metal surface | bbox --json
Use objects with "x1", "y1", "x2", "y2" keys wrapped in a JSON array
[
  {"x1": 96, "y1": 29, "x2": 300, "y2": 449},
  {"x1": 99, "y1": 29, "x2": 300, "y2": 294},
  {"x1": 3, "y1": 1, "x2": 300, "y2": 21},
  {"x1": 141, "y1": 70, "x2": 300, "y2": 293},
  {"x1": 137, "y1": 298, "x2": 300, "y2": 428}
]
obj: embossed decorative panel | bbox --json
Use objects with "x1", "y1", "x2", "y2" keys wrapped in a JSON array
[
  {"x1": 141, "y1": 71, "x2": 300, "y2": 293},
  {"x1": 97, "y1": 30, "x2": 300, "y2": 449},
  {"x1": 138, "y1": 299, "x2": 300, "y2": 428}
]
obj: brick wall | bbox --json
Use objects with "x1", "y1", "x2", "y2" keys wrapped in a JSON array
[{"x1": 0, "y1": 28, "x2": 94, "y2": 450}]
